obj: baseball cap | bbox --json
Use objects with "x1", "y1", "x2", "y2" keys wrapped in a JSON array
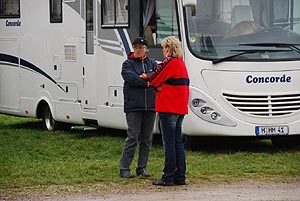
[{"x1": 132, "y1": 37, "x2": 148, "y2": 47}]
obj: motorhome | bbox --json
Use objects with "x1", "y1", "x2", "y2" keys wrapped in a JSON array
[{"x1": 1, "y1": 0, "x2": 300, "y2": 145}]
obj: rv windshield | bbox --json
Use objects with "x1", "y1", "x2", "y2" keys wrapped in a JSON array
[{"x1": 184, "y1": 0, "x2": 300, "y2": 62}]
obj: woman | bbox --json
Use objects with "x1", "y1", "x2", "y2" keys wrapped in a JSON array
[{"x1": 150, "y1": 36, "x2": 190, "y2": 186}]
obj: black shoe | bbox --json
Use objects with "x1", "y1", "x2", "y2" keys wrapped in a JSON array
[
  {"x1": 152, "y1": 178, "x2": 174, "y2": 186},
  {"x1": 119, "y1": 170, "x2": 134, "y2": 178},
  {"x1": 174, "y1": 180, "x2": 186, "y2": 185},
  {"x1": 136, "y1": 168, "x2": 151, "y2": 177}
]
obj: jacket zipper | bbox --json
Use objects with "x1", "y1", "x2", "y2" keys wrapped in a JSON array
[{"x1": 142, "y1": 61, "x2": 147, "y2": 111}]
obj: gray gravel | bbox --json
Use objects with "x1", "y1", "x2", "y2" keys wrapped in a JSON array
[{"x1": 6, "y1": 181, "x2": 300, "y2": 201}]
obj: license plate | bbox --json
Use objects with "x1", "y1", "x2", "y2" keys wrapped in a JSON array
[{"x1": 255, "y1": 126, "x2": 289, "y2": 136}]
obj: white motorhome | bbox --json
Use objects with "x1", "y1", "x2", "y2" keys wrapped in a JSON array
[{"x1": 1, "y1": 0, "x2": 300, "y2": 145}]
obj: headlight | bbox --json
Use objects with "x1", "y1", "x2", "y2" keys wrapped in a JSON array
[
  {"x1": 192, "y1": 98, "x2": 201, "y2": 107},
  {"x1": 200, "y1": 107, "x2": 208, "y2": 114},
  {"x1": 189, "y1": 87, "x2": 237, "y2": 126},
  {"x1": 211, "y1": 112, "x2": 220, "y2": 120}
]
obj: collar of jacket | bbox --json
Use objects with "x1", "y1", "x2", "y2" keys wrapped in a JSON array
[{"x1": 128, "y1": 52, "x2": 147, "y2": 61}]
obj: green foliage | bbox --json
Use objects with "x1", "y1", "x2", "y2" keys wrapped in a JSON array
[{"x1": 1, "y1": 114, "x2": 300, "y2": 192}]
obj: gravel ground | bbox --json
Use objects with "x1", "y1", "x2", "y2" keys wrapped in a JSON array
[{"x1": 3, "y1": 181, "x2": 300, "y2": 201}]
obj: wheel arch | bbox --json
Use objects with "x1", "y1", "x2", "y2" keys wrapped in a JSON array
[
  {"x1": 35, "y1": 95, "x2": 54, "y2": 119},
  {"x1": 36, "y1": 100, "x2": 49, "y2": 119}
]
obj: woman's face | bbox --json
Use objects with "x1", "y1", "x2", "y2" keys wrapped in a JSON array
[{"x1": 162, "y1": 46, "x2": 169, "y2": 57}]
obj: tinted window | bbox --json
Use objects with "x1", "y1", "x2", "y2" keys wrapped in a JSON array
[
  {"x1": 101, "y1": 0, "x2": 129, "y2": 28},
  {"x1": 50, "y1": 0, "x2": 62, "y2": 23},
  {"x1": 0, "y1": 0, "x2": 20, "y2": 18}
]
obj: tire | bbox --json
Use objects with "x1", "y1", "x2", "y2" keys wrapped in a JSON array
[{"x1": 42, "y1": 105, "x2": 58, "y2": 131}]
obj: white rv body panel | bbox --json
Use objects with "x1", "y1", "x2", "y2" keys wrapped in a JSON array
[
  {"x1": 0, "y1": 0, "x2": 129, "y2": 130},
  {"x1": 1, "y1": 0, "x2": 300, "y2": 139}
]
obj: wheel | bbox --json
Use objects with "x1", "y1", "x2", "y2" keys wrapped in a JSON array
[{"x1": 42, "y1": 105, "x2": 58, "y2": 131}]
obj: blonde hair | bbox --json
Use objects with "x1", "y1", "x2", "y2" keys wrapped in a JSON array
[{"x1": 161, "y1": 36, "x2": 183, "y2": 58}]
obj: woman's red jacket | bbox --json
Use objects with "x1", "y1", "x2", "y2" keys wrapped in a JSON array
[{"x1": 150, "y1": 57, "x2": 190, "y2": 115}]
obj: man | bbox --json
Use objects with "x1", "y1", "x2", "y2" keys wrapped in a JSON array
[{"x1": 119, "y1": 37, "x2": 157, "y2": 178}]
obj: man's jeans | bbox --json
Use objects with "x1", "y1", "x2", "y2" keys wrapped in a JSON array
[
  {"x1": 159, "y1": 112, "x2": 186, "y2": 183},
  {"x1": 120, "y1": 111, "x2": 156, "y2": 171}
]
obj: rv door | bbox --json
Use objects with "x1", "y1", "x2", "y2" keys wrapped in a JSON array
[{"x1": 79, "y1": 0, "x2": 97, "y2": 111}]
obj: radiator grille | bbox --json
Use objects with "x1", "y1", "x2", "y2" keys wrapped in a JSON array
[{"x1": 223, "y1": 93, "x2": 300, "y2": 117}]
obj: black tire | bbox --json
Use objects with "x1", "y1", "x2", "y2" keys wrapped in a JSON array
[{"x1": 42, "y1": 105, "x2": 59, "y2": 131}]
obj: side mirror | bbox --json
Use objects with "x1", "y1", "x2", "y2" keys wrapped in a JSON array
[
  {"x1": 182, "y1": 0, "x2": 196, "y2": 16},
  {"x1": 182, "y1": 0, "x2": 197, "y2": 7}
]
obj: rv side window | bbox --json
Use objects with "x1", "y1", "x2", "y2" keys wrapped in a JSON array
[
  {"x1": 101, "y1": 0, "x2": 129, "y2": 28},
  {"x1": 0, "y1": 0, "x2": 20, "y2": 18},
  {"x1": 156, "y1": 0, "x2": 179, "y2": 44},
  {"x1": 50, "y1": 0, "x2": 62, "y2": 23},
  {"x1": 86, "y1": 0, "x2": 94, "y2": 54},
  {"x1": 143, "y1": 0, "x2": 179, "y2": 46}
]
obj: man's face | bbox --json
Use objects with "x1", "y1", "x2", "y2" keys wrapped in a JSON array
[{"x1": 133, "y1": 44, "x2": 147, "y2": 58}]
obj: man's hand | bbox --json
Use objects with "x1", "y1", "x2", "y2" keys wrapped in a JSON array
[{"x1": 140, "y1": 73, "x2": 148, "y2": 80}]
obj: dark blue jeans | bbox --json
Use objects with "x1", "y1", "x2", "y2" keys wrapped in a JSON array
[{"x1": 159, "y1": 112, "x2": 186, "y2": 183}]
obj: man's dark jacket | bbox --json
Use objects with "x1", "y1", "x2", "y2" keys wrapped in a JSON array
[{"x1": 121, "y1": 52, "x2": 157, "y2": 113}]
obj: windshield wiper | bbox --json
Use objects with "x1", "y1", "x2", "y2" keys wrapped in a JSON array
[
  {"x1": 212, "y1": 49, "x2": 290, "y2": 64},
  {"x1": 240, "y1": 43, "x2": 300, "y2": 54},
  {"x1": 212, "y1": 50, "x2": 257, "y2": 64},
  {"x1": 212, "y1": 43, "x2": 300, "y2": 64}
]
